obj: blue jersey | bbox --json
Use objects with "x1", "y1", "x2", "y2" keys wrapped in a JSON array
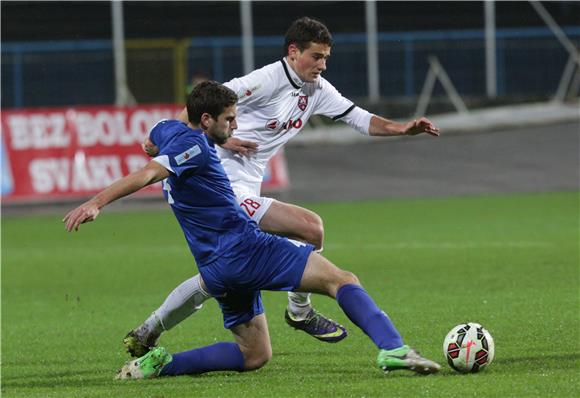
[
  {"x1": 150, "y1": 119, "x2": 314, "y2": 329},
  {"x1": 150, "y1": 120, "x2": 257, "y2": 266}
]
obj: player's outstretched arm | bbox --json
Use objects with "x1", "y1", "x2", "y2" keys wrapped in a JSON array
[
  {"x1": 63, "y1": 161, "x2": 170, "y2": 232},
  {"x1": 368, "y1": 115, "x2": 440, "y2": 137}
]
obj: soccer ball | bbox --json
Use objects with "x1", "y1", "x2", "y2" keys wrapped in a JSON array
[{"x1": 443, "y1": 322, "x2": 495, "y2": 373}]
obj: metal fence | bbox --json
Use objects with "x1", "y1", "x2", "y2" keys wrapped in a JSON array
[{"x1": 2, "y1": 26, "x2": 579, "y2": 109}]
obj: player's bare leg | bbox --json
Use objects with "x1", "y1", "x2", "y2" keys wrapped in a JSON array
[
  {"x1": 260, "y1": 200, "x2": 347, "y2": 342},
  {"x1": 295, "y1": 252, "x2": 440, "y2": 375},
  {"x1": 230, "y1": 314, "x2": 272, "y2": 371},
  {"x1": 259, "y1": 200, "x2": 324, "y2": 249}
]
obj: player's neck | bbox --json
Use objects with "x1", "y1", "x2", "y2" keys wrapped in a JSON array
[
  {"x1": 187, "y1": 122, "x2": 209, "y2": 138},
  {"x1": 187, "y1": 122, "x2": 200, "y2": 130},
  {"x1": 284, "y1": 56, "x2": 304, "y2": 84}
]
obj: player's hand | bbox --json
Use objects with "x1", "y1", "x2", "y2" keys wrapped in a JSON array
[
  {"x1": 220, "y1": 137, "x2": 258, "y2": 157},
  {"x1": 403, "y1": 117, "x2": 440, "y2": 137},
  {"x1": 63, "y1": 202, "x2": 100, "y2": 232},
  {"x1": 142, "y1": 137, "x2": 159, "y2": 157}
]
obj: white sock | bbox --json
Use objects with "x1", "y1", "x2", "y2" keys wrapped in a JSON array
[
  {"x1": 137, "y1": 274, "x2": 211, "y2": 344},
  {"x1": 287, "y1": 292, "x2": 312, "y2": 319}
]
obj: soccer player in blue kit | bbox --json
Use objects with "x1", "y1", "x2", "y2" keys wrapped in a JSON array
[
  {"x1": 128, "y1": 17, "x2": 440, "y2": 354},
  {"x1": 64, "y1": 81, "x2": 440, "y2": 378}
]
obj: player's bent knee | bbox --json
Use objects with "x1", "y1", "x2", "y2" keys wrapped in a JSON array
[
  {"x1": 326, "y1": 270, "x2": 361, "y2": 297},
  {"x1": 241, "y1": 346, "x2": 272, "y2": 371},
  {"x1": 339, "y1": 270, "x2": 360, "y2": 287},
  {"x1": 305, "y1": 213, "x2": 324, "y2": 249}
]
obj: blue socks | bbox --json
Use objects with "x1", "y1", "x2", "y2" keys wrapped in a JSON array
[
  {"x1": 160, "y1": 342, "x2": 244, "y2": 376},
  {"x1": 336, "y1": 284, "x2": 404, "y2": 350},
  {"x1": 159, "y1": 284, "x2": 402, "y2": 377}
]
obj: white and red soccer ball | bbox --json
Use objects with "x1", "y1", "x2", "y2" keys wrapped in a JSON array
[{"x1": 443, "y1": 322, "x2": 495, "y2": 373}]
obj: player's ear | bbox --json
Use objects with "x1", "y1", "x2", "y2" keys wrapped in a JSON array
[
  {"x1": 288, "y1": 43, "x2": 299, "y2": 61},
  {"x1": 200, "y1": 112, "x2": 212, "y2": 130}
]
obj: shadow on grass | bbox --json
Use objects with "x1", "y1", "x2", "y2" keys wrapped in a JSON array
[
  {"x1": 434, "y1": 352, "x2": 580, "y2": 377},
  {"x1": 493, "y1": 353, "x2": 579, "y2": 368},
  {"x1": 12, "y1": 352, "x2": 569, "y2": 390},
  {"x1": 3, "y1": 365, "x2": 454, "y2": 393},
  {"x1": 2, "y1": 375, "x2": 115, "y2": 390},
  {"x1": 2, "y1": 369, "x2": 102, "y2": 383}
]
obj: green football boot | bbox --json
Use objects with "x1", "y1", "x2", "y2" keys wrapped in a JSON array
[
  {"x1": 377, "y1": 345, "x2": 441, "y2": 375},
  {"x1": 116, "y1": 346, "x2": 173, "y2": 380}
]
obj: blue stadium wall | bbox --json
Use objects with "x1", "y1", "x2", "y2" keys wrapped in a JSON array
[{"x1": 2, "y1": 1, "x2": 579, "y2": 108}]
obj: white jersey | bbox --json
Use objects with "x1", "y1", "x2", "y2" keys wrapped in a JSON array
[{"x1": 218, "y1": 58, "x2": 373, "y2": 190}]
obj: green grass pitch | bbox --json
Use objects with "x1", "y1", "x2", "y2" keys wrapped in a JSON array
[{"x1": 2, "y1": 191, "x2": 578, "y2": 397}]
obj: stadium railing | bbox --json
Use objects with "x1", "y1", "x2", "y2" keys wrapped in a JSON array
[{"x1": 2, "y1": 26, "x2": 579, "y2": 109}]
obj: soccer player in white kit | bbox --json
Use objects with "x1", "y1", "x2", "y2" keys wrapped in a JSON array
[{"x1": 125, "y1": 17, "x2": 440, "y2": 356}]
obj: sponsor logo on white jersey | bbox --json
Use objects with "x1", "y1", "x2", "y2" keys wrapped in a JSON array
[
  {"x1": 265, "y1": 118, "x2": 302, "y2": 132},
  {"x1": 237, "y1": 84, "x2": 262, "y2": 100},
  {"x1": 281, "y1": 118, "x2": 302, "y2": 131},
  {"x1": 265, "y1": 119, "x2": 279, "y2": 131}
]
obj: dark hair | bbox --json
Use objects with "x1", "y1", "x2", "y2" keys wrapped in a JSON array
[
  {"x1": 283, "y1": 17, "x2": 332, "y2": 56},
  {"x1": 186, "y1": 80, "x2": 237, "y2": 124}
]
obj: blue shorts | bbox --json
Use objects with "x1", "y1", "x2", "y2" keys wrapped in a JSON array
[{"x1": 199, "y1": 229, "x2": 314, "y2": 329}]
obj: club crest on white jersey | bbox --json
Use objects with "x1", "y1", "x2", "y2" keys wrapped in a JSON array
[{"x1": 297, "y1": 95, "x2": 308, "y2": 111}]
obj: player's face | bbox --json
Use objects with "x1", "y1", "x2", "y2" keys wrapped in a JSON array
[
  {"x1": 289, "y1": 42, "x2": 331, "y2": 82},
  {"x1": 207, "y1": 105, "x2": 237, "y2": 145}
]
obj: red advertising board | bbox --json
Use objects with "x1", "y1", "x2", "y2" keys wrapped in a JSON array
[{"x1": 1, "y1": 105, "x2": 289, "y2": 203}]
